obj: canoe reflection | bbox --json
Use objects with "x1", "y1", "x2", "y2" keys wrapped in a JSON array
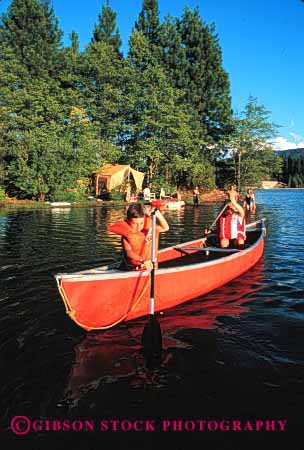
[{"x1": 64, "y1": 260, "x2": 266, "y2": 403}]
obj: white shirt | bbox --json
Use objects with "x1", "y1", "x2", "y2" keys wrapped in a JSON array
[{"x1": 143, "y1": 187, "x2": 151, "y2": 200}]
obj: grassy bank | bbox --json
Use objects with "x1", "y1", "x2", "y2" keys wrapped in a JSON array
[{"x1": 0, "y1": 188, "x2": 227, "y2": 210}]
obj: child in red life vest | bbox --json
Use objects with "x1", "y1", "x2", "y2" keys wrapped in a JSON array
[
  {"x1": 219, "y1": 189, "x2": 246, "y2": 248},
  {"x1": 107, "y1": 203, "x2": 169, "y2": 270}
]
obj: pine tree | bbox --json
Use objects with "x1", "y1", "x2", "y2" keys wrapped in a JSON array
[
  {"x1": 282, "y1": 157, "x2": 288, "y2": 183},
  {"x1": 80, "y1": 40, "x2": 126, "y2": 148},
  {"x1": 300, "y1": 157, "x2": 304, "y2": 179},
  {"x1": 124, "y1": 30, "x2": 214, "y2": 188},
  {"x1": 296, "y1": 157, "x2": 302, "y2": 175},
  {"x1": 159, "y1": 15, "x2": 188, "y2": 89},
  {"x1": 177, "y1": 7, "x2": 232, "y2": 144},
  {"x1": 92, "y1": 0, "x2": 122, "y2": 55},
  {"x1": 0, "y1": 0, "x2": 63, "y2": 77},
  {"x1": 135, "y1": 0, "x2": 160, "y2": 44},
  {"x1": 287, "y1": 156, "x2": 292, "y2": 179},
  {"x1": 288, "y1": 174, "x2": 292, "y2": 187},
  {"x1": 0, "y1": 1, "x2": 101, "y2": 199},
  {"x1": 69, "y1": 30, "x2": 80, "y2": 55}
]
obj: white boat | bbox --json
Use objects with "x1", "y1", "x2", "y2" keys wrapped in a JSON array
[
  {"x1": 49, "y1": 202, "x2": 72, "y2": 207},
  {"x1": 166, "y1": 200, "x2": 185, "y2": 209}
]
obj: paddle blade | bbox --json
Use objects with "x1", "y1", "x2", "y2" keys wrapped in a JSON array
[{"x1": 141, "y1": 314, "x2": 163, "y2": 369}]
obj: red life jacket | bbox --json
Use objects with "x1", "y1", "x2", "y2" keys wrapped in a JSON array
[
  {"x1": 107, "y1": 216, "x2": 158, "y2": 267},
  {"x1": 219, "y1": 209, "x2": 246, "y2": 241}
]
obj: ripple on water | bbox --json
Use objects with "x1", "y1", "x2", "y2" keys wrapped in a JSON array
[{"x1": 0, "y1": 192, "x2": 304, "y2": 422}]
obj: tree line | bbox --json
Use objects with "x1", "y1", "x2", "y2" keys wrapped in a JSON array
[
  {"x1": 281, "y1": 156, "x2": 304, "y2": 187},
  {"x1": 0, "y1": 0, "x2": 281, "y2": 201}
]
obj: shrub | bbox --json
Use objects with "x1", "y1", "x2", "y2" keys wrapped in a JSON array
[{"x1": 0, "y1": 186, "x2": 6, "y2": 201}]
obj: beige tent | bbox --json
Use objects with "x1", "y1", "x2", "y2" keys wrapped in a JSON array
[{"x1": 93, "y1": 164, "x2": 145, "y2": 196}]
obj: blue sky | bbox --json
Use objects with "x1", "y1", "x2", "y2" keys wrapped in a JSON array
[{"x1": 1, "y1": 0, "x2": 304, "y2": 150}]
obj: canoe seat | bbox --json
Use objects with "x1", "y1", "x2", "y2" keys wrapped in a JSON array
[
  {"x1": 176, "y1": 246, "x2": 241, "y2": 253},
  {"x1": 174, "y1": 247, "x2": 191, "y2": 256}
]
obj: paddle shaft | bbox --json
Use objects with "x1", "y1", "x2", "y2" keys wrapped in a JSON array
[
  {"x1": 208, "y1": 202, "x2": 229, "y2": 231},
  {"x1": 150, "y1": 211, "x2": 157, "y2": 315}
]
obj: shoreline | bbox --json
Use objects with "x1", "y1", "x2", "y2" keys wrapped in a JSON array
[{"x1": 1, "y1": 187, "x2": 303, "y2": 209}]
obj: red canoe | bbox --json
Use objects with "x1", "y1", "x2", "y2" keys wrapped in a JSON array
[
  {"x1": 150, "y1": 198, "x2": 171, "y2": 208},
  {"x1": 55, "y1": 219, "x2": 266, "y2": 331},
  {"x1": 151, "y1": 198, "x2": 185, "y2": 209}
]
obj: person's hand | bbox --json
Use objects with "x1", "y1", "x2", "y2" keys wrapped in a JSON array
[
  {"x1": 144, "y1": 206, "x2": 158, "y2": 216},
  {"x1": 201, "y1": 237, "x2": 208, "y2": 246},
  {"x1": 204, "y1": 228, "x2": 212, "y2": 235},
  {"x1": 228, "y1": 189, "x2": 237, "y2": 202},
  {"x1": 145, "y1": 229, "x2": 152, "y2": 242},
  {"x1": 142, "y1": 259, "x2": 153, "y2": 270}
]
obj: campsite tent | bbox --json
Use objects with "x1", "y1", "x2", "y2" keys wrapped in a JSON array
[{"x1": 93, "y1": 164, "x2": 145, "y2": 196}]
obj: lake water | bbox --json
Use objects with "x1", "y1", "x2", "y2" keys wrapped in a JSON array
[{"x1": 0, "y1": 190, "x2": 303, "y2": 448}]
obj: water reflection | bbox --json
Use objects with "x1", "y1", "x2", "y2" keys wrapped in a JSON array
[
  {"x1": 63, "y1": 260, "x2": 266, "y2": 405},
  {"x1": 1, "y1": 191, "x2": 304, "y2": 425}
]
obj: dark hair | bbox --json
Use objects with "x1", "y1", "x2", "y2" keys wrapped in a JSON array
[{"x1": 126, "y1": 203, "x2": 145, "y2": 220}]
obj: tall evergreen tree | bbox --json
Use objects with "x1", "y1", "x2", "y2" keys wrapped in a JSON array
[
  {"x1": 160, "y1": 7, "x2": 232, "y2": 146},
  {"x1": 159, "y1": 15, "x2": 188, "y2": 89},
  {"x1": 0, "y1": 0, "x2": 63, "y2": 77},
  {"x1": 0, "y1": 1, "x2": 101, "y2": 200},
  {"x1": 124, "y1": 30, "x2": 215, "y2": 188},
  {"x1": 135, "y1": 0, "x2": 160, "y2": 46},
  {"x1": 92, "y1": 0, "x2": 122, "y2": 55},
  {"x1": 80, "y1": 40, "x2": 125, "y2": 153},
  {"x1": 69, "y1": 30, "x2": 80, "y2": 55},
  {"x1": 181, "y1": 7, "x2": 232, "y2": 142}
]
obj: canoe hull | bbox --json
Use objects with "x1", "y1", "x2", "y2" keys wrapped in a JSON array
[
  {"x1": 150, "y1": 198, "x2": 184, "y2": 209},
  {"x1": 56, "y1": 220, "x2": 265, "y2": 331}
]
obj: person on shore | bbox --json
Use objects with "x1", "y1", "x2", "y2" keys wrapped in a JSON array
[
  {"x1": 228, "y1": 184, "x2": 240, "y2": 201},
  {"x1": 125, "y1": 182, "x2": 131, "y2": 203},
  {"x1": 243, "y1": 189, "x2": 256, "y2": 212},
  {"x1": 193, "y1": 186, "x2": 199, "y2": 207},
  {"x1": 218, "y1": 189, "x2": 246, "y2": 248},
  {"x1": 143, "y1": 186, "x2": 151, "y2": 202},
  {"x1": 107, "y1": 203, "x2": 169, "y2": 270},
  {"x1": 160, "y1": 187, "x2": 166, "y2": 199}
]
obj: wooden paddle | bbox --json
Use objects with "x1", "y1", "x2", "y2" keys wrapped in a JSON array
[
  {"x1": 204, "y1": 202, "x2": 229, "y2": 235},
  {"x1": 141, "y1": 210, "x2": 162, "y2": 369}
]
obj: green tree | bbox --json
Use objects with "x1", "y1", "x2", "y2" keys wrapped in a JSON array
[
  {"x1": 223, "y1": 96, "x2": 281, "y2": 190},
  {"x1": 159, "y1": 15, "x2": 188, "y2": 89},
  {"x1": 0, "y1": 0, "x2": 104, "y2": 199},
  {"x1": 7, "y1": 124, "x2": 99, "y2": 201},
  {"x1": 0, "y1": 0, "x2": 63, "y2": 77},
  {"x1": 80, "y1": 41, "x2": 125, "y2": 147},
  {"x1": 163, "y1": 7, "x2": 233, "y2": 146},
  {"x1": 124, "y1": 31, "x2": 214, "y2": 189},
  {"x1": 135, "y1": 0, "x2": 160, "y2": 44},
  {"x1": 92, "y1": 0, "x2": 122, "y2": 55},
  {"x1": 69, "y1": 30, "x2": 80, "y2": 55},
  {"x1": 0, "y1": 44, "x2": 25, "y2": 183}
]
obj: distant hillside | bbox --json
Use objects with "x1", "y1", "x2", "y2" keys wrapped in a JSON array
[{"x1": 276, "y1": 148, "x2": 304, "y2": 159}]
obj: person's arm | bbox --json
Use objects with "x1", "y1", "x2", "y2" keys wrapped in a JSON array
[
  {"x1": 155, "y1": 209, "x2": 169, "y2": 232},
  {"x1": 122, "y1": 238, "x2": 153, "y2": 269},
  {"x1": 144, "y1": 208, "x2": 169, "y2": 233},
  {"x1": 122, "y1": 238, "x2": 143, "y2": 264},
  {"x1": 228, "y1": 190, "x2": 244, "y2": 217}
]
